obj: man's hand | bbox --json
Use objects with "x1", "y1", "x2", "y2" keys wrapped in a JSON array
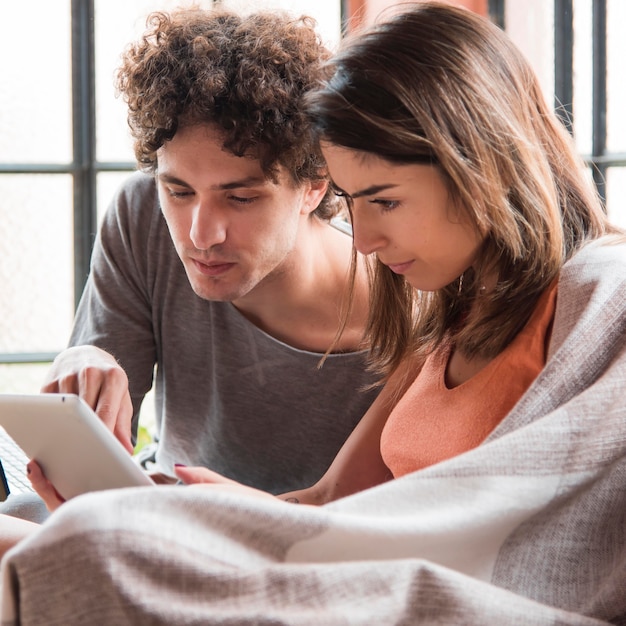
[{"x1": 41, "y1": 345, "x2": 134, "y2": 453}]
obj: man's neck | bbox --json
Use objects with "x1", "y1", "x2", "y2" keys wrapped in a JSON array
[{"x1": 232, "y1": 219, "x2": 369, "y2": 354}]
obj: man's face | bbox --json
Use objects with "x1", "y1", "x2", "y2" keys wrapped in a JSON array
[{"x1": 156, "y1": 124, "x2": 322, "y2": 303}]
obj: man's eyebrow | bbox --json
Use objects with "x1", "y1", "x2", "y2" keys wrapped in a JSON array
[
  {"x1": 157, "y1": 172, "x2": 267, "y2": 190},
  {"x1": 217, "y1": 176, "x2": 267, "y2": 190},
  {"x1": 348, "y1": 183, "x2": 399, "y2": 199},
  {"x1": 157, "y1": 173, "x2": 191, "y2": 187}
]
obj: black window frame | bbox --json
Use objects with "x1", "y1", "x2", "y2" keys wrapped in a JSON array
[
  {"x1": 0, "y1": 0, "x2": 619, "y2": 366},
  {"x1": 0, "y1": 0, "x2": 135, "y2": 365}
]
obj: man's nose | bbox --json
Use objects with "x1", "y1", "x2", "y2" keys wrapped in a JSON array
[{"x1": 189, "y1": 202, "x2": 227, "y2": 250}]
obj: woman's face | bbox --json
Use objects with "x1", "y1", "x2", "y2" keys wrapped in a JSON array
[{"x1": 321, "y1": 143, "x2": 484, "y2": 292}]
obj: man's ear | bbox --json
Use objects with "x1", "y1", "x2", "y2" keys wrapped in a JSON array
[{"x1": 301, "y1": 179, "x2": 329, "y2": 215}]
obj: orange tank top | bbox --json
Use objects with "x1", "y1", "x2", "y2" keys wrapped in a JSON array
[{"x1": 380, "y1": 280, "x2": 558, "y2": 478}]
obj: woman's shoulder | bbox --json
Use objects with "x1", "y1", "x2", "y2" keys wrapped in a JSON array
[
  {"x1": 550, "y1": 236, "x2": 626, "y2": 355},
  {"x1": 563, "y1": 235, "x2": 626, "y2": 280}
]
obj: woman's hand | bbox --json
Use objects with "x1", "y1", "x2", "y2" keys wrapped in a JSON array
[
  {"x1": 27, "y1": 460, "x2": 66, "y2": 512},
  {"x1": 27, "y1": 461, "x2": 286, "y2": 513},
  {"x1": 173, "y1": 465, "x2": 278, "y2": 502}
]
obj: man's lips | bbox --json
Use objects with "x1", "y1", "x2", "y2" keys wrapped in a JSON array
[
  {"x1": 385, "y1": 260, "x2": 414, "y2": 274},
  {"x1": 191, "y1": 258, "x2": 236, "y2": 276}
]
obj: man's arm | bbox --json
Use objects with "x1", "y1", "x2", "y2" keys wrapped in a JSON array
[{"x1": 44, "y1": 174, "x2": 161, "y2": 449}]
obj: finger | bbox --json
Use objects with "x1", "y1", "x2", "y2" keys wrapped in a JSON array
[
  {"x1": 113, "y1": 397, "x2": 134, "y2": 454},
  {"x1": 78, "y1": 366, "x2": 117, "y2": 419},
  {"x1": 40, "y1": 379, "x2": 59, "y2": 393},
  {"x1": 40, "y1": 357, "x2": 65, "y2": 393},
  {"x1": 173, "y1": 465, "x2": 238, "y2": 486},
  {"x1": 86, "y1": 366, "x2": 128, "y2": 430},
  {"x1": 53, "y1": 374, "x2": 82, "y2": 396},
  {"x1": 27, "y1": 460, "x2": 66, "y2": 512},
  {"x1": 96, "y1": 383, "x2": 134, "y2": 454}
]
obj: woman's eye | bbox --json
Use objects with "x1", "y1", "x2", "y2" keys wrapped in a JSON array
[{"x1": 371, "y1": 199, "x2": 400, "y2": 212}]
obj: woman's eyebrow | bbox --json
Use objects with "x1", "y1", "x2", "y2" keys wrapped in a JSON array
[{"x1": 351, "y1": 183, "x2": 398, "y2": 199}]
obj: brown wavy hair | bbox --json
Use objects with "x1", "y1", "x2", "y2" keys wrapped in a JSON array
[
  {"x1": 116, "y1": 8, "x2": 338, "y2": 219},
  {"x1": 306, "y1": 2, "x2": 621, "y2": 375}
]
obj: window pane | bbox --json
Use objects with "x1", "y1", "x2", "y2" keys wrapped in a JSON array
[
  {"x1": 0, "y1": 364, "x2": 52, "y2": 395},
  {"x1": 0, "y1": 1, "x2": 72, "y2": 163},
  {"x1": 0, "y1": 175, "x2": 74, "y2": 354},
  {"x1": 607, "y1": 0, "x2": 626, "y2": 152},
  {"x1": 572, "y1": 0, "x2": 593, "y2": 155},
  {"x1": 97, "y1": 171, "x2": 138, "y2": 223},
  {"x1": 95, "y1": 0, "x2": 217, "y2": 163},
  {"x1": 606, "y1": 167, "x2": 626, "y2": 228},
  {"x1": 220, "y1": 0, "x2": 341, "y2": 46},
  {"x1": 505, "y1": 0, "x2": 554, "y2": 106}
]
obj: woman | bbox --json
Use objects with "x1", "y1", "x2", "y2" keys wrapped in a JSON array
[
  {"x1": 201, "y1": 0, "x2": 621, "y2": 505},
  {"x1": 3, "y1": 4, "x2": 625, "y2": 624}
]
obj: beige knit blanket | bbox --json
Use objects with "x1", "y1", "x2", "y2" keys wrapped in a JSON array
[{"x1": 1, "y1": 238, "x2": 625, "y2": 625}]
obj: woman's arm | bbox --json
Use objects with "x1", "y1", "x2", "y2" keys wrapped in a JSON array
[
  {"x1": 0, "y1": 515, "x2": 41, "y2": 560},
  {"x1": 173, "y1": 356, "x2": 422, "y2": 506},
  {"x1": 173, "y1": 386, "x2": 396, "y2": 507},
  {"x1": 281, "y1": 357, "x2": 422, "y2": 505}
]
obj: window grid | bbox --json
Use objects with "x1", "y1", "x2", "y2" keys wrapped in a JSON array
[
  {"x1": 591, "y1": 0, "x2": 608, "y2": 200},
  {"x1": 72, "y1": 0, "x2": 98, "y2": 312},
  {"x1": 0, "y1": 0, "x2": 619, "y2": 365},
  {"x1": 555, "y1": 0, "x2": 574, "y2": 133}
]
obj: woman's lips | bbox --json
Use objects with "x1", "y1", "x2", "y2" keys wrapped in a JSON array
[{"x1": 386, "y1": 260, "x2": 414, "y2": 275}]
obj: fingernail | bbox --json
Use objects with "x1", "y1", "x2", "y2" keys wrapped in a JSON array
[{"x1": 174, "y1": 463, "x2": 186, "y2": 468}]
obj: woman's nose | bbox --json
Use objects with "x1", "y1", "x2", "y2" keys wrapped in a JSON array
[{"x1": 351, "y1": 209, "x2": 385, "y2": 256}]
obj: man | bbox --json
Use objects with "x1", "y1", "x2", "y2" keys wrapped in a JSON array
[{"x1": 40, "y1": 8, "x2": 378, "y2": 495}]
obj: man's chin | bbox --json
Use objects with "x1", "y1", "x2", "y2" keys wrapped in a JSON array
[{"x1": 189, "y1": 281, "x2": 251, "y2": 303}]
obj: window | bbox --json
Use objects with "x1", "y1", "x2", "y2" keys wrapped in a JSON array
[
  {"x1": 1, "y1": 0, "x2": 623, "y2": 394},
  {"x1": 0, "y1": 0, "x2": 341, "y2": 393},
  {"x1": 506, "y1": 0, "x2": 625, "y2": 227}
]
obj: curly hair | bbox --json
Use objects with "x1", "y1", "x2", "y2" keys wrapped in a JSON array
[{"x1": 116, "y1": 8, "x2": 337, "y2": 219}]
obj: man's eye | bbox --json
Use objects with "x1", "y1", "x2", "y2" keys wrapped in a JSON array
[
  {"x1": 229, "y1": 195, "x2": 258, "y2": 205},
  {"x1": 167, "y1": 188, "x2": 193, "y2": 199}
]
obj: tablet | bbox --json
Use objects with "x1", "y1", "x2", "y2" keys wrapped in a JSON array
[{"x1": 0, "y1": 393, "x2": 154, "y2": 500}]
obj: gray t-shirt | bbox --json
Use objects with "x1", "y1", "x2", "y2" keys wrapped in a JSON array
[{"x1": 70, "y1": 172, "x2": 380, "y2": 494}]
